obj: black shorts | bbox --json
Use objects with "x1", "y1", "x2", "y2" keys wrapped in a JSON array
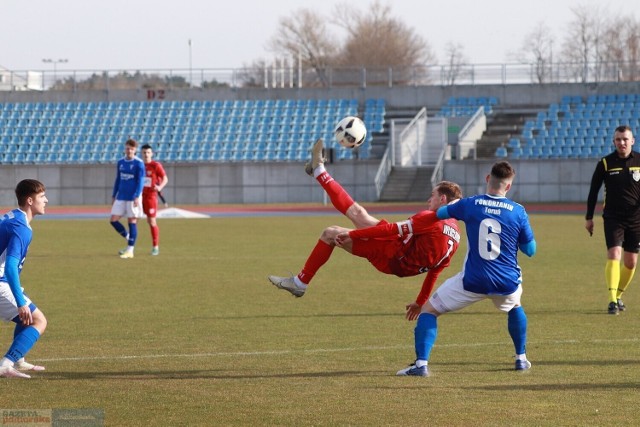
[{"x1": 603, "y1": 216, "x2": 640, "y2": 253}]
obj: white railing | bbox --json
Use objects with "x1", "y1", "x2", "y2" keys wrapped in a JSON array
[
  {"x1": 397, "y1": 107, "x2": 428, "y2": 166},
  {"x1": 374, "y1": 138, "x2": 393, "y2": 199},
  {"x1": 2, "y1": 60, "x2": 639, "y2": 92},
  {"x1": 455, "y1": 107, "x2": 487, "y2": 160},
  {"x1": 430, "y1": 150, "x2": 446, "y2": 190}
]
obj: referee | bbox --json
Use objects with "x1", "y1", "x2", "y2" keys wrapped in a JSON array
[{"x1": 586, "y1": 125, "x2": 640, "y2": 315}]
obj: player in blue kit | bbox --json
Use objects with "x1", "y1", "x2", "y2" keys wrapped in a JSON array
[
  {"x1": 110, "y1": 138, "x2": 145, "y2": 259},
  {"x1": 0, "y1": 179, "x2": 49, "y2": 379},
  {"x1": 397, "y1": 161, "x2": 536, "y2": 377}
]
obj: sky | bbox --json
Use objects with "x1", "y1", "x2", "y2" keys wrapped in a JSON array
[{"x1": 2, "y1": 0, "x2": 637, "y2": 72}]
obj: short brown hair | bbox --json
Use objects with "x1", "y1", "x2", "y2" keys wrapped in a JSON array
[
  {"x1": 491, "y1": 161, "x2": 516, "y2": 180},
  {"x1": 436, "y1": 181, "x2": 462, "y2": 202},
  {"x1": 614, "y1": 125, "x2": 633, "y2": 135},
  {"x1": 125, "y1": 138, "x2": 138, "y2": 148},
  {"x1": 15, "y1": 179, "x2": 46, "y2": 207}
]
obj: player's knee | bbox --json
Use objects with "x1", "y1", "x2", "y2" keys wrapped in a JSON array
[
  {"x1": 32, "y1": 310, "x2": 47, "y2": 334},
  {"x1": 320, "y1": 226, "x2": 339, "y2": 244},
  {"x1": 347, "y1": 203, "x2": 377, "y2": 228}
]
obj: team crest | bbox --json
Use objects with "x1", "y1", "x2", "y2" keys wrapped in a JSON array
[{"x1": 633, "y1": 170, "x2": 640, "y2": 182}]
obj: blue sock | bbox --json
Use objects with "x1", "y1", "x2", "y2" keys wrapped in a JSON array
[
  {"x1": 415, "y1": 313, "x2": 438, "y2": 361},
  {"x1": 14, "y1": 322, "x2": 26, "y2": 339},
  {"x1": 111, "y1": 221, "x2": 127, "y2": 238},
  {"x1": 508, "y1": 306, "x2": 527, "y2": 355},
  {"x1": 4, "y1": 326, "x2": 40, "y2": 363},
  {"x1": 128, "y1": 223, "x2": 137, "y2": 246}
]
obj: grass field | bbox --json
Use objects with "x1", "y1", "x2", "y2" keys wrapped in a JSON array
[{"x1": 2, "y1": 210, "x2": 639, "y2": 426}]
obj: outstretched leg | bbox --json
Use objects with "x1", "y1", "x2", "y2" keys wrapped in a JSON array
[
  {"x1": 268, "y1": 225, "x2": 349, "y2": 297},
  {"x1": 307, "y1": 139, "x2": 378, "y2": 229}
]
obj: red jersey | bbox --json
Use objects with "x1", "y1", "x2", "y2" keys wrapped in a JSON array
[
  {"x1": 142, "y1": 161, "x2": 166, "y2": 197},
  {"x1": 349, "y1": 210, "x2": 461, "y2": 305}
]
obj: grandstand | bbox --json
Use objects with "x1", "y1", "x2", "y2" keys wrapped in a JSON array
[
  {"x1": 1, "y1": 80, "x2": 639, "y2": 205},
  {"x1": 505, "y1": 94, "x2": 640, "y2": 159},
  {"x1": 0, "y1": 98, "x2": 385, "y2": 164}
]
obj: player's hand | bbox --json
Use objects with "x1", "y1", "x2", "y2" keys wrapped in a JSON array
[
  {"x1": 405, "y1": 302, "x2": 422, "y2": 321},
  {"x1": 334, "y1": 232, "x2": 351, "y2": 247},
  {"x1": 18, "y1": 305, "x2": 33, "y2": 326},
  {"x1": 585, "y1": 219, "x2": 594, "y2": 237}
]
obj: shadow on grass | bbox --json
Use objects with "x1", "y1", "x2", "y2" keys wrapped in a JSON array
[
  {"x1": 38, "y1": 369, "x2": 381, "y2": 381},
  {"x1": 194, "y1": 312, "x2": 401, "y2": 320},
  {"x1": 466, "y1": 381, "x2": 640, "y2": 391}
]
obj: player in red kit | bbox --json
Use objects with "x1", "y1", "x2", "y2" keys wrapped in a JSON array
[
  {"x1": 268, "y1": 139, "x2": 462, "y2": 320},
  {"x1": 141, "y1": 144, "x2": 168, "y2": 256}
]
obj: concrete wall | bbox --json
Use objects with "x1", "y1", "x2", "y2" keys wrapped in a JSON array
[
  {"x1": 0, "y1": 160, "x2": 380, "y2": 207},
  {"x1": 443, "y1": 158, "x2": 599, "y2": 203},
  {"x1": 0, "y1": 158, "x2": 600, "y2": 207}
]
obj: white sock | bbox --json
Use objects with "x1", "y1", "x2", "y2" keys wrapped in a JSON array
[
  {"x1": 293, "y1": 276, "x2": 308, "y2": 289},
  {"x1": 415, "y1": 360, "x2": 428, "y2": 368},
  {"x1": 313, "y1": 164, "x2": 326, "y2": 178},
  {"x1": 1, "y1": 357, "x2": 14, "y2": 368},
  {"x1": 516, "y1": 354, "x2": 527, "y2": 361}
]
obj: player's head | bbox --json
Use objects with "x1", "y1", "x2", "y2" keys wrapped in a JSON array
[
  {"x1": 613, "y1": 125, "x2": 635, "y2": 158},
  {"x1": 124, "y1": 138, "x2": 138, "y2": 159},
  {"x1": 15, "y1": 179, "x2": 48, "y2": 215},
  {"x1": 487, "y1": 161, "x2": 516, "y2": 194},
  {"x1": 428, "y1": 181, "x2": 462, "y2": 210},
  {"x1": 141, "y1": 144, "x2": 154, "y2": 164}
]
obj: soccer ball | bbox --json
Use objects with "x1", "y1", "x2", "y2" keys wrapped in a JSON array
[{"x1": 335, "y1": 116, "x2": 367, "y2": 148}]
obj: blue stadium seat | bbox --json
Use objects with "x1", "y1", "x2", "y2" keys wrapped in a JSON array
[{"x1": 495, "y1": 146, "x2": 508, "y2": 158}]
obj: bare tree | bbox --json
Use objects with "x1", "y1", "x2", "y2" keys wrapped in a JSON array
[
  {"x1": 262, "y1": 2, "x2": 435, "y2": 87},
  {"x1": 600, "y1": 15, "x2": 640, "y2": 81},
  {"x1": 442, "y1": 42, "x2": 468, "y2": 85},
  {"x1": 561, "y1": 4, "x2": 609, "y2": 82},
  {"x1": 334, "y1": 1, "x2": 435, "y2": 84},
  {"x1": 513, "y1": 22, "x2": 554, "y2": 84},
  {"x1": 268, "y1": 8, "x2": 338, "y2": 86}
]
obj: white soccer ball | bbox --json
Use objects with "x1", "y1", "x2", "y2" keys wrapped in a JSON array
[{"x1": 335, "y1": 116, "x2": 367, "y2": 148}]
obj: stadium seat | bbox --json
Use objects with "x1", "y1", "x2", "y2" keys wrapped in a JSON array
[{"x1": 495, "y1": 146, "x2": 508, "y2": 158}]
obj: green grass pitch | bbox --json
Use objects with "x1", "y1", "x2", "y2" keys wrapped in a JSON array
[{"x1": 2, "y1": 212, "x2": 639, "y2": 425}]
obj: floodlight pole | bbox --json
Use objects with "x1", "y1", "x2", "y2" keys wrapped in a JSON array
[
  {"x1": 42, "y1": 58, "x2": 69, "y2": 89},
  {"x1": 188, "y1": 39, "x2": 193, "y2": 87}
]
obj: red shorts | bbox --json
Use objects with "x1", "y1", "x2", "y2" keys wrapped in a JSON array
[
  {"x1": 142, "y1": 193, "x2": 158, "y2": 218},
  {"x1": 352, "y1": 238, "x2": 403, "y2": 276}
]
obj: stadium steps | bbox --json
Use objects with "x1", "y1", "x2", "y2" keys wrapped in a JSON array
[
  {"x1": 378, "y1": 166, "x2": 434, "y2": 202},
  {"x1": 475, "y1": 107, "x2": 542, "y2": 159}
]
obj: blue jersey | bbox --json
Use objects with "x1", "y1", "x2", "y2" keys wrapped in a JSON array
[
  {"x1": 0, "y1": 209, "x2": 32, "y2": 306},
  {"x1": 112, "y1": 156, "x2": 145, "y2": 201},
  {"x1": 445, "y1": 194, "x2": 535, "y2": 295}
]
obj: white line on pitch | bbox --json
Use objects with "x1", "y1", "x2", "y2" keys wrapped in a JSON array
[{"x1": 32, "y1": 337, "x2": 640, "y2": 364}]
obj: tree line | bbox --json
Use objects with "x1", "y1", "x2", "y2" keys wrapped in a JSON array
[{"x1": 48, "y1": 1, "x2": 640, "y2": 90}]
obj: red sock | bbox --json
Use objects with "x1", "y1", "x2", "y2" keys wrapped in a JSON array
[
  {"x1": 297, "y1": 239, "x2": 334, "y2": 285},
  {"x1": 317, "y1": 171, "x2": 354, "y2": 215},
  {"x1": 150, "y1": 225, "x2": 159, "y2": 246}
]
